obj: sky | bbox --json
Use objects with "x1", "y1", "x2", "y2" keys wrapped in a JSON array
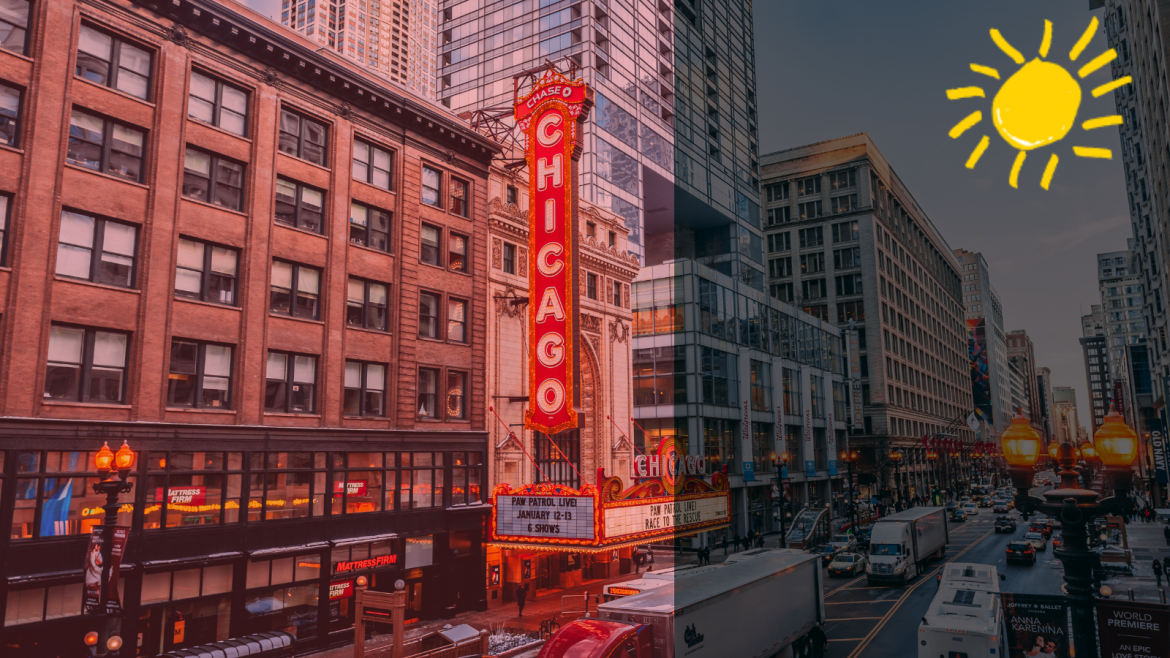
[{"x1": 755, "y1": 0, "x2": 1129, "y2": 427}]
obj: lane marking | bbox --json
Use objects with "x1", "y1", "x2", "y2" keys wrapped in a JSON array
[
  {"x1": 845, "y1": 529, "x2": 994, "y2": 658},
  {"x1": 825, "y1": 600, "x2": 896, "y2": 605},
  {"x1": 827, "y1": 617, "x2": 884, "y2": 621},
  {"x1": 830, "y1": 638, "x2": 867, "y2": 642},
  {"x1": 825, "y1": 574, "x2": 867, "y2": 598}
]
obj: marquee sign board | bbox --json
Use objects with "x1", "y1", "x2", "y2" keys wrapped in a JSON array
[
  {"x1": 516, "y1": 69, "x2": 593, "y2": 435},
  {"x1": 494, "y1": 492, "x2": 597, "y2": 541}
]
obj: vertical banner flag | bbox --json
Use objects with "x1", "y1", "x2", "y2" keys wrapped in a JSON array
[
  {"x1": 1001, "y1": 594, "x2": 1072, "y2": 658},
  {"x1": 83, "y1": 525, "x2": 130, "y2": 614},
  {"x1": 801, "y1": 366, "x2": 815, "y2": 477},
  {"x1": 826, "y1": 386, "x2": 838, "y2": 476},
  {"x1": 847, "y1": 331, "x2": 864, "y2": 426},
  {"x1": 516, "y1": 70, "x2": 592, "y2": 434},
  {"x1": 1096, "y1": 599, "x2": 1169, "y2": 658},
  {"x1": 1150, "y1": 415, "x2": 1168, "y2": 485}
]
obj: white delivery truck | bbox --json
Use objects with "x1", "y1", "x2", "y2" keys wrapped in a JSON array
[
  {"x1": 866, "y1": 507, "x2": 948, "y2": 585},
  {"x1": 918, "y1": 562, "x2": 1007, "y2": 658},
  {"x1": 601, "y1": 562, "x2": 721, "y2": 602},
  {"x1": 539, "y1": 549, "x2": 825, "y2": 658}
]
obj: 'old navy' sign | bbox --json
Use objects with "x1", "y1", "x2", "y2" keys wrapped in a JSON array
[{"x1": 517, "y1": 69, "x2": 592, "y2": 435}]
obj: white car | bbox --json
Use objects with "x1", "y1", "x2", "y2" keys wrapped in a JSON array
[
  {"x1": 828, "y1": 552, "x2": 866, "y2": 577},
  {"x1": 962, "y1": 503, "x2": 979, "y2": 516},
  {"x1": 1023, "y1": 531, "x2": 1047, "y2": 551}
]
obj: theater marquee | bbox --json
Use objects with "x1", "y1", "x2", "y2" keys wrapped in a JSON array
[{"x1": 515, "y1": 69, "x2": 592, "y2": 435}]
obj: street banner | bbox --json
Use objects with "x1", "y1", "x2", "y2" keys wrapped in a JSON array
[
  {"x1": 1001, "y1": 593, "x2": 1072, "y2": 658},
  {"x1": 801, "y1": 366, "x2": 815, "y2": 477},
  {"x1": 1151, "y1": 415, "x2": 1169, "y2": 485},
  {"x1": 1096, "y1": 599, "x2": 1169, "y2": 658},
  {"x1": 967, "y1": 318, "x2": 994, "y2": 425},
  {"x1": 826, "y1": 387, "x2": 838, "y2": 476},
  {"x1": 967, "y1": 412, "x2": 980, "y2": 433},
  {"x1": 1114, "y1": 380, "x2": 1127, "y2": 418},
  {"x1": 847, "y1": 330, "x2": 863, "y2": 426},
  {"x1": 83, "y1": 525, "x2": 129, "y2": 614},
  {"x1": 743, "y1": 460, "x2": 755, "y2": 482}
]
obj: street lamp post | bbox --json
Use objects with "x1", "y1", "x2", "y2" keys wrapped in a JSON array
[
  {"x1": 840, "y1": 450, "x2": 859, "y2": 531},
  {"x1": 770, "y1": 451, "x2": 790, "y2": 548},
  {"x1": 888, "y1": 448, "x2": 905, "y2": 508},
  {"x1": 90, "y1": 441, "x2": 136, "y2": 657},
  {"x1": 926, "y1": 449, "x2": 939, "y2": 504},
  {"x1": 1002, "y1": 408, "x2": 1137, "y2": 658}
]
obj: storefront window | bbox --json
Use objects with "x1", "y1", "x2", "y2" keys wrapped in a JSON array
[
  {"x1": 400, "y1": 452, "x2": 444, "y2": 509},
  {"x1": 405, "y1": 535, "x2": 433, "y2": 569},
  {"x1": 245, "y1": 452, "x2": 326, "y2": 522},
  {"x1": 143, "y1": 451, "x2": 243, "y2": 529},
  {"x1": 450, "y1": 452, "x2": 483, "y2": 506},
  {"x1": 11, "y1": 451, "x2": 134, "y2": 539},
  {"x1": 5, "y1": 583, "x2": 83, "y2": 625},
  {"x1": 244, "y1": 585, "x2": 318, "y2": 639},
  {"x1": 331, "y1": 452, "x2": 387, "y2": 515}
]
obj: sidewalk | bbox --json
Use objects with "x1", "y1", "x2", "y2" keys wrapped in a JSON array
[{"x1": 1101, "y1": 516, "x2": 1170, "y2": 604}]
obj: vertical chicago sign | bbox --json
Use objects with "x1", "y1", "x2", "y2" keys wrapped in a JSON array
[{"x1": 515, "y1": 70, "x2": 593, "y2": 434}]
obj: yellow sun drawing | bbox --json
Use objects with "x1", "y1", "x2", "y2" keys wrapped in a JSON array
[{"x1": 947, "y1": 17, "x2": 1132, "y2": 190}]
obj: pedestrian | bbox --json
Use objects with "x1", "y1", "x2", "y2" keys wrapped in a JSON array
[
  {"x1": 704, "y1": 546, "x2": 711, "y2": 565},
  {"x1": 1154, "y1": 559, "x2": 1164, "y2": 587},
  {"x1": 722, "y1": 535, "x2": 729, "y2": 556},
  {"x1": 808, "y1": 623, "x2": 828, "y2": 658},
  {"x1": 516, "y1": 582, "x2": 528, "y2": 618},
  {"x1": 1164, "y1": 524, "x2": 1170, "y2": 547}
]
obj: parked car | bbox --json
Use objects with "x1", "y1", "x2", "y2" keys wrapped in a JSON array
[
  {"x1": 829, "y1": 534, "x2": 858, "y2": 552},
  {"x1": 1006, "y1": 540, "x2": 1037, "y2": 565},
  {"x1": 812, "y1": 544, "x2": 842, "y2": 566},
  {"x1": 994, "y1": 516, "x2": 1017, "y2": 533},
  {"x1": 1029, "y1": 521, "x2": 1052, "y2": 539},
  {"x1": 950, "y1": 509, "x2": 968, "y2": 522},
  {"x1": 828, "y1": 552, "x2": 866, "y2": 577},
  {"x1": 962, "y1": 503, "x2": 979, "y2": 516},
  {"x1": 1023, "y1": 531, "x2": 1048, "y2": 552}
]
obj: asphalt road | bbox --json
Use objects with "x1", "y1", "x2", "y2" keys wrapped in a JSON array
[{"x1": 822, "y1": 481, "x2": 1062, "y2": 658}]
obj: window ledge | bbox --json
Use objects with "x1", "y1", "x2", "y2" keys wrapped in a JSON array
[
  {"x1": 181, "y1": 195, "x2": 248, "y2": 218},
  {"x1": 63, "y1": 162, "x2": 150, "y2": 190},
  {"x1": 0, "y1": 142, "x2": 24, "y2": 156},
  {"x1": 346, "y1": 325, "x2": 392, "y2": 336},
  {"x1": 352, "y1": 178, "x2": 396, "y2": 196},
  {"x1": 54, "y1": 276, "x2": 142, "y2": 295},
  {"x1": 263, "y1": 412, "x2": 322, "y2": 418},
  {"x1": 348, "y1": 241, "x2": 396, "y2": 259},
  {"x1": 277, "y1": 150, "x2": 331, "y2": 174},
  {"x1": 174, "y1": 297, "x2": 242, "y2": 312},
  {"x1": 268, "y1": 313, "x2": 325, "y2": 326},
  {"x1": 188, "y1": 118, "x2": 253, "y2": 143},
  {"x1": 165, "y1": 407, "x2": 237, "y2": 415},
  {"x1": 74, "y1": 76, "x2": 157, "y2": 108},
  {"x1": 42, "y1": 400, "x2": 131, "y2": 409},
  {"x1": 273, "y1": 221, "x2": 329, "y2": 241}
]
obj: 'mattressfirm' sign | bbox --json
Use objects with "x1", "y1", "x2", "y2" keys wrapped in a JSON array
[
  {"x1": 516, "y1": 70, "x2": 592, "y2": 435},
  {"x1": 495, "y1": 494, "x2": 596, "y2": 541}
]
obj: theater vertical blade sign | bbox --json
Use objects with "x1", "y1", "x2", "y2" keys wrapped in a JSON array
[{"x1": 516, "y1": 70, "x2": 592, "y2": 435}]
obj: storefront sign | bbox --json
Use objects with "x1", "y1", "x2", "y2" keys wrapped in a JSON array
[
  {"x1": 516, "y1": 69, "x2": 591, "y2": 435},
  {"x1": 603, "y1": 495, "x2": 729, "y2": 541},
  {"x1": 1151, "y1": 416, "x2": 1169, "y2": 485},
  {"x1": 631, "y1": 437, "x2": 706, "y2": 483},
  {"x1": 334, "y1": 554, "x2": 396, "y2": 574},
  {"x1": 1115, "y1": 380, "x2": 1127, "y2": 418},
  {"x1": 332, "y1": 480, "x2": 369, "y2": 497},
  {"x1": 1096, "y1": 599, "x2": 1169, "y2": 658},
  {"x1": 1001, "y1": 593, "x2": 1071, "y2": 658},
  {"x1": 329, "y1": 580, "x2": 354, "y2": 600},
  {"x1": 608, "y1": 586, "x2": 640, "y2": 597},
  {"x1": 802, "y1": 366, "x2": 815, "y2": 477},
  {"x1": 494, "y1": 491, "x2": 597, "y2": 541},
  {"x1": 165, "y1": 486, "x2": 206, "y2": 506},
  {"x1": 83, "y1": 525, "x2": 129, "y2": 615},
  {"x1": 847, "y1": 331, "x2": 864, "y2": 426}
]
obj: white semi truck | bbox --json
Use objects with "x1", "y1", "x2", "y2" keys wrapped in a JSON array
[
  {"x1": 918, "y1": 562, "x2": 1007, "y2": 658},
  {"x1": 866, "y1": 507, "x2": 948, "y2": 585}
]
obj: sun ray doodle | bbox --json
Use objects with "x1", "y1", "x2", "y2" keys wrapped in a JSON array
[
  {"x1": 990, "y1": 29, "x2": 1025, "y2": 64},
  {"x1": 1081, "y1": 115, "x2": 1123, "y2": 130},
  {"x1": 1069, "y1": 16, "x2": 1098, "y2": 61},
  {"x1": 970, "y1": 64, "x2": 1000, "y2": 79},
  {"x1": 1092, "y1": 76, "x2": 1132, "y2": 97},
  {"x1": 1072, "y1": 146, "x2": 1113, "y2": 159},
  {"x1": 1040, "y1": 154, "x2": 1059, "y2": 190},
  {"x1": 947, "y1": 87, "x2": 986, "y2": 100},
  {"x1": 966, "y1": 135, "x2": 991, "y2": 169},
  {"x1": 1039, "y1": 20, "x2": 1053, "y2": 58},
  {"x1": 1009, "y1": 151, "x2": 1026, "y2": 189},
  {"x1": 949, "y1": 111, "x2": 983, "y2": 138},
  {"x1": 1078, "y1": 50, "x2": 1117, "y2": 78}
]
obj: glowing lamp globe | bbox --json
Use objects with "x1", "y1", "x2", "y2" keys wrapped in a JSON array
[
  {"x1": 1080, "y1": 442, "x2": 1097, "y2": 460},
  {"x1": 1093, "y1": 408, "x2": 1138, "y2": 467},
  {"x1": 1047, "y1": 441, "x2": 1060, "y2": 461},
  {"x1": 94, "y1": 442, "x2": 115, "y2": 472},
  {"x1": 114, "y1": 441, "x2": 135, "y2": 470},
  {"x1": 1001, "y1": 413, "x2": 1042, "y2": 467}
]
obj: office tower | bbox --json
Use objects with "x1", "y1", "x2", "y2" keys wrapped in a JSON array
[
  {"x1": 953, "y1": 248, "x2": 1011, "y2": 440},
  {"x1": 1080, "y1": 335, "x2": 1112, "y2": 433},
  {"x1": 276, "y1": 0, "x2": 437, "y2": 97},
  {"x1": 760, "y1": 133, "x2": 977, "y2": 502},
  {"x1": 1006, "y1": 330, "x2": 1042, "y2": 433},
  {"x1": 1036, "y1": 366, "x2": 1055, "y2": 439},
  {"x1": 1052, "y1": 386, "x2": 1081, "y2": 443},
  {"x1": 1082, "y1": 303, "x2": 1106, "y2": 337}
]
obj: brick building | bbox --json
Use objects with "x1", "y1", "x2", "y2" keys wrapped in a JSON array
[{"x1": 0, "y1": 0, "x2": 499, "y2": 654}]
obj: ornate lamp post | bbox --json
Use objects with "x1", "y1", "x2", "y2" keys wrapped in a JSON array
[
  {"x1": 888, "y1": 448, "x2": 905, "y2": 507},
  {"x1": 770, "y1": 451, "x2": 791, "y2": 548},
  {"x1": 90, "y1": 441, "x2": 136, "y2": 657},
  {"x1": 1003, "y1": 409, "x2": 1136, "y2": 658},
  {"x1": 925, "y1": 449, "x2": 939, "y2": 504},
  {"x1": 840, "y1": 450, "x2": 859, "y2": 531}
]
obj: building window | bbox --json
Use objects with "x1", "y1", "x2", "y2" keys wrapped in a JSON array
[
  {"x1": 802, "y1": 278, "x2": 827, "y2": 300},
  {"x1": 265, "y1": 351, "x2": 317, "y2": 413},
  {"x1": 275, "y1": 177, "x2": 325, "y2": 233},
  {"x1": 633, "y1": 346, "x2": 686, "y2": 406},
  {"x1": 418, "y1": 367, "x2": 439, "y2": 418},
  {"x1": 188, "y1": 71, "x2": 248, "y2": 136},
  {"x1": 506, "y1": 185, "x2": 517, "y2": 204},
  {"x1": 450, "y1": 177, "x2": 469, "y2": 217},
  {"x1": 769, "y1": 257, "x2": 791, "y2": 278},
  {"x1": 502, "y1": 242, "x2": 516, "y2": 274},
  {"x1": 76, "y1": 24, "x2": 152, "y2": 100},
  {"x1": 535, "y1": 430, "x2": 580, "y2": 487},
  {"x1": 449, "y1": 232, "x2": 468, "y2": 273},
  {"x1": 700, "y1": 346, "x2": 737, "y2": 406},
  {"x1": 402, "y1": 452, "x2": 444, "y2": 507},
  {"x1": 803, "y1": 304, "x2": 828, "y2": 320},
  {"x1": 420, "y1": 223, "x2": 441, "y2": 265},
  {"x1": 586, "y1": 272, "x2": 598, "y2": 299},
  {"x1": 44, "y1": 325, "x2": 128, "y2": 403},
  {"x1": 352, "y1": 139, "x2": 393, "y2": 190},
  {"x1": 836, "y1": 273, "x2": 863, "y2": 296},
  {"x1": 278, "y1": 108, "x2": 328, "y2": 166},
  {"x1": 798, "y1": 201, "x2": 823, "y2": 219},
  {"x1": 834, "y1": 247, "x2": 861, "y2": 269},
  {"x1": 10, "y1": 450, "x2": 136, "y2": 540},
  {"x1": 344, "y1": 361, "x2": 386, "y2": 416},
  {"x1": 56, "y1": 210, "x2": 137, "y2": 288},
  {"x1": 447, "y1": 370, "x2": 467, "y2": 419},
  {"x1": 421, "y1": 165, "x2": 441, "y2": 207},
  {"x1": 0, "y1": 82, "x2": 20, "y2": 147},
  {"x1": 798, "y1": 227, "x2": 823, "y2": 248},
  {"x1": 419, "y1": 291, "x2": 440, "y2": 339},
  {"x1": 829, "y1": 169, "x2": 856, "y2": 190},
  {"x1": 770, "y1": 282, "x2": 794, "y2": 303},
  {"x1": 831, "y1": 195, "x2": 858, "y2": 214},
  {"x1": 175, "y1": 237, "x2": 238, "y2": 306},
  {"x1": 613, "y1": 280, "x2": 622, "y2": 306},
  {"x1": 0, "y1": 194, "x2": 8, "y2": 266},
  {"x1": 348, "y1": 201, "x2": 391, "y2": 251},
  {"x1": 0, "y1": 0, "x2": 29, "y2": 55},
  {"x1": 797, "y1": 176, "x2": 821, "y2": 196},
  {"x1": 168, "y1": 340, "x2": 233, "y2": 409},
  {"x1": 832, "y1": 220, "x2": 859, "y2": 243},
  {"x1": 767, "y1": 232, "x2": 790, "y2": 253},
  {"x1": 67, "y1": 109, "x2": 145, "y2": 182},
  {"x1": 766, "y1": 181, "x2": 790, "y2": 201},
  {"x1": 800, "y1": 252, "x2": 824, "y2": 274},
  {"x1": 702, "y1": 418, "x2": 736, "y2": 473},
  {"x1": 837, "y1": 300, "x2": 865, "y2": 323},
  {"x1": 346, "y1": 277, "x2": 389, "y2": 331},
  {"x1": 183, "y1": 147, "x2": 244, "y2": 211},
  {"x1": 448, "y1": 298, "x2": 468, "y2": 343},
  {"x1": 750, "y1": 360, "x2": 772, "y2": 411},
  {"x1": 270, "y1": 260, "x2": 321, "y2": 320},
  {"x1": 451, "y1": 452, "x2": 483, "y2": 505}
]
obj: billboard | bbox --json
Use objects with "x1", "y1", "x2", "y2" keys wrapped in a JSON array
[
  {"x1": 967, "y1": 318, "x2": 993, "y2": 424},
  {"x1": 1096, "y1": 599, "x2": 1169, "y2": 658},
  {"x1": 516, "y1": 69, "x2": 592, "y2": 435},
  {"x1": 1001, "y1": 593, "x2": 1071, "y2": 658}
]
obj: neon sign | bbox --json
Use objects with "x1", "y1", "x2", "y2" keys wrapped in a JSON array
[
  {"x1": 515, "y1": 69, "x2": 592, "y2": 435},
  {"x1": 333, "y1": 554, "x2": 396, "y2": 574}
]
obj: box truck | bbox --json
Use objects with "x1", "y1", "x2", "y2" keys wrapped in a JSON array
[
  {"x1": 917, "y1": 562, "x2": 1006, "y2": 658},
  {"x1": 538, "y1": 549, "x2": 825, "y2": 658},
  {"x1": 865, "y1": 507, "x2": 948, "y2": 585}
]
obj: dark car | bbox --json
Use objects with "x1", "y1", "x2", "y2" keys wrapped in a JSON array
[
  {"x1": 950, "y1": 509, "x2": 968, "y2": 522},
  {"x1": 978, "y1": 497, "x2": 993, "y2": 508},
  {"x1": 994, "y1": 516, "x2": 1017, "y2": 533},
  {"x1": 854, "y1": 528, "x2": 872, "y2": 550},
  {"x1": 813, "y1": 544, "x2": 842, "y2": 566},
  {"x1": 1006, "y1": 541, "x2": 1037, "y2": 565},
  {"x1": 946, "y1": 501, "x2": 958, "y2": 511},
  {"x1": 1030, "y1": 521, "x2": 1052, "y2": 539}
]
